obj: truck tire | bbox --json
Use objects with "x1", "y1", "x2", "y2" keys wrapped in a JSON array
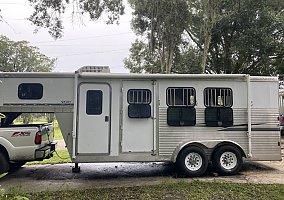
[
  {"x1": 176, "y1": 146, "x2": 208, "y2": 177},
  {"x1": 212, "y1": 145, "x2": 243, "y2": 176},
  {"x1": 9, "y1": 161, "x2": 26, "y2": 172},
  {"x1": 0, "y1": 152, "x2": 9, "y2": 174}
]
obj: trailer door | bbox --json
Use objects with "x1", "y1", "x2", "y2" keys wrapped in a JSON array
[
  {"x1": 77, "y1": 83, "x2": 110, "y2": 154},
  {"x1": 122, "y1": 81, "x2": 154, "y2": 153}
]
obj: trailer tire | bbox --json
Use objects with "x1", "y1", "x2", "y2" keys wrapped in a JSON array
[
  {"x1": 212, "y1": 145, "x2": 243, "y2": 176},
  {"x1": 176, "y1": 146, "x2": 208, "y2": 177},
  {"x1": 0, "y1": 151, "x2": 9, "y2": 174}
]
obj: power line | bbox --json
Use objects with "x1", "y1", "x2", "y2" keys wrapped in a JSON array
[
  {"x1": 33, "y1": 32, "x2": 134, "y2": 44},
  {"x1": 54, "y1": 48, "x2": 129, "y2": 58},
  {"x1": 37, "y1": 43, "x2": 131, "y2": 47},
  {"x1": 0, "y1": 2, "x2": 29, "y2": 5}
]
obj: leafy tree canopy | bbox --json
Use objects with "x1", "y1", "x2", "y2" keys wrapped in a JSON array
[
  {"x1": 206, "y1": 0, "x2": 284, "y2": 75},
  {"x1": 125, "y1": 0, "x2": 284, "y2": 76},
  {"x1": 27, "y1": 0, "x2": 125, "y2": 39},
  {"x1": 0, "y1": 35, "x2": 55, "y2": 72}
]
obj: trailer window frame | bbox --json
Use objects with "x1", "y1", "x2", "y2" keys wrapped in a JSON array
[
  {"x1": 166, "y1": 87, "x2": 196, "y2": 126},
  {"x1": 18, "y1": 83, "x2": 43, "y2": 100},
  {"x1": 204, "y1": 87, "x2": 233, "y2": 108},
  {"x1": 166, "y1": 87, "x2": 196, "y2": 107},
  {"x1": 127, "y1": 89, "x2": 151, "y2": 105},
  {"x1": 204, "y1": 87, "x2": 233, "y2": 127},
  {"x1": 86, "y1": 90, "x2": 103, "y2": 115},
  {"x1": 127, "y1": 89, "x2": 152, "y2": 118}
]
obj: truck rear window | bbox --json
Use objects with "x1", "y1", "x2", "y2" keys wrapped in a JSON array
[{"x1": 18, "y1": 83, "x2": 43, "y2": 100}]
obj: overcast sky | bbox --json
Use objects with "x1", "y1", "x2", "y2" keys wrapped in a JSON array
[{"x1": 0, "y1": 0, "x2": 136, "y2": 73}]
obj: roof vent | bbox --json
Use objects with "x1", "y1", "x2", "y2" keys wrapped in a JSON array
[{"x1": 77, "y1": 66, "x2": 110, "y2": 73}]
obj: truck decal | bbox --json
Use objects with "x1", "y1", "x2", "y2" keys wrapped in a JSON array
[{"x1": 12, "y1": 131, "x2": 31, "y2": 137}]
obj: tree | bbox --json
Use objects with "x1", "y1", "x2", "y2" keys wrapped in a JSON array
[
  {"x1": 0, "y1": 35, "x2": 55, "y2": 72},
  {"x1": 28, "y1": 0, "x2": 125, "y2": 39},
  {"x1": 124, "y1": 39, "x2": 161, "y2": 73},
  {"x1": 206, "y1": 0, "x2": 284, "y2": 75},
  {"x1": 124, "y1": 39, "x2": 202, "y2": 74},
  {"x1": 0, "y1": 35, "x2": 55, "y2": 123},
  {"x1": 126, "y1": 0, "x2": 283, "y2": 75},
  {"x1": 127, "y1": 0, "x2": 198, "y2": 74}
]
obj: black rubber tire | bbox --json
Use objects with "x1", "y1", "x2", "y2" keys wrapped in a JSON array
[
  {"x1": 9, "y1": 161, "x2": 26, "y2": 172},
  {"x1": 176, "y1": 146, "x2": 208, "y2": 177},
  {"x1": 212, "y1": 145, "x2": 243, "y2": 176},
  {"x1": 0, "y1": 151, "x2": 9, "y2": 174}
]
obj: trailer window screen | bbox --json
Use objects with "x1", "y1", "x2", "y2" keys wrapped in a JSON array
[
  {"x1": 127, "y1": 89, "x2": 151, "y2": 104},
  {"x1": 86, "y1": 90, "x2": 102, "y2": 115},
  {"x1": 18, "y1": 83, "x2": 43, "y2": 100},
  {"x1": 205, "y1": 107, "x2": 233, "y2": 127},
  {"x1": 127, "y1": 89, "x2": 151, "y2": 118},
  {"x1": 204, "y1": 88, "x2": 233, "y2": 107},
  {"x1": 166, "y1": 87, "x2": 196, "y2": 106},
  {"x1": 128, "y1": 104, "x2": 151, "y2": 118},
  {"x1": 167, "y1": 107, "x2": 196, "y2": 126}
]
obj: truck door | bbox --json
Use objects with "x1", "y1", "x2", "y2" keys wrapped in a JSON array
[{"x1": 77, "y1": 83, "x2": 110, "y2": 154}]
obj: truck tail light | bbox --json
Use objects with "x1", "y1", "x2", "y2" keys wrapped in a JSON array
[{"x1": 35, "y1": 131, "x2": 42, "y2": 145}]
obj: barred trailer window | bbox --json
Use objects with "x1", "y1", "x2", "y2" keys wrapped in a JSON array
[
  {"x1": 166, "y1": 87, "x2": 196, "y2": 106},
  {"x1": 127, "y1": 89, "x2": 151, "y2": 118},
  {"x1": 127, "y1": 89, "x2": 151, "y2": 104},
  {"x1": 204, "y1": 88, "x2": 233, "y2": 107}
]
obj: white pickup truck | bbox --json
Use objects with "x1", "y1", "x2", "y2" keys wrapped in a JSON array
[{"x1": 0, "y1": 113, "x2": 56, "y2": 174}]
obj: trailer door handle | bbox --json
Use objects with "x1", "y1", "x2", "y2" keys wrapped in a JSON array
[{"x1": 105, "y1": 116, "x2": 109, "y2": 122}]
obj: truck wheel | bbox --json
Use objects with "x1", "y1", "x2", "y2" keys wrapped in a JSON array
[
  {"x1": 176, "y1": 146, "x2": 208, "y2": 177},
  {"x1": 9, "y1": 161, "x2": 26, "y2": 172},
  {"x1": 0, "y1": 152, "x2": 9, "y2": 174},
  {"x1": 212, "y1": 145, "x2": 243, "y2": 176}
]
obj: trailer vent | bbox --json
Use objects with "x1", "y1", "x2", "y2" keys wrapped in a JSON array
[{"x1": 77, "y1": 66, "x2": 110, "y2": 73}]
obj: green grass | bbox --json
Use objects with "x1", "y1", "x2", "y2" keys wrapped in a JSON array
[
  {"x1": 0, "y1": 173, "x2": 7, "y2": 179},
  {"x1": 27, "y1": 149, "x2": 71, "y2": 165},
  {"x1": 53, "y1": 120, "x2": 63, "y2": 140},
  {"x1": 2, "y1": 181, "x2": 284, "y2": 200}
]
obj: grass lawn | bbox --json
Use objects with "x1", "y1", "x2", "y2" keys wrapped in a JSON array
[
  {"x1": 53, "y1": 120, "x2": 63, "y2": 140},
  {"x1": 1, "y1": 181, "x2": 284, "y2": 200},
  {"x1": 27, "y1": 149, "x2": 71, "y2": 165}
]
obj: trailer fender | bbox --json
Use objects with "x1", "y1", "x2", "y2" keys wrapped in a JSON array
[{"x1": 171, "y1": 140, "x2": 246, "y2": 163}]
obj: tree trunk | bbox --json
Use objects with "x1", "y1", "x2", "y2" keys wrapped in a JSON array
[{"x1": 201, "y1": 0, "x2": 219, "y2": 73}]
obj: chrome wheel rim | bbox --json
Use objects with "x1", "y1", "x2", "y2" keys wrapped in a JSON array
[
  {"x1": 220, "y1": 151, "x2": 237, "y2": 170},
  {"x1": 185, "y1": 152, "x2": 202, "y2": 171}
]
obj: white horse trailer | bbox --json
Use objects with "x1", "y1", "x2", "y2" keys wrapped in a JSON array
[{"x1": 0, "y1": 67, "x2": 281, "y2": 176}]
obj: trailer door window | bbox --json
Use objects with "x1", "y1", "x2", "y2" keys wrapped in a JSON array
[
  {"x1": 166, "y1": 87, "x2": 196, "y2": 126},
  {"x1": 127, "y1": 89, "x2": 151, "y2": 118},
  {"x1": 86, "y1": 90, "x2": 102, "y2": 115},
  {"x1": 18, "y1": 83, "x2": 43, "y2": 100},
  {"x1": 204, "y1": 87, "x2": 233, "y2": 127}
]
